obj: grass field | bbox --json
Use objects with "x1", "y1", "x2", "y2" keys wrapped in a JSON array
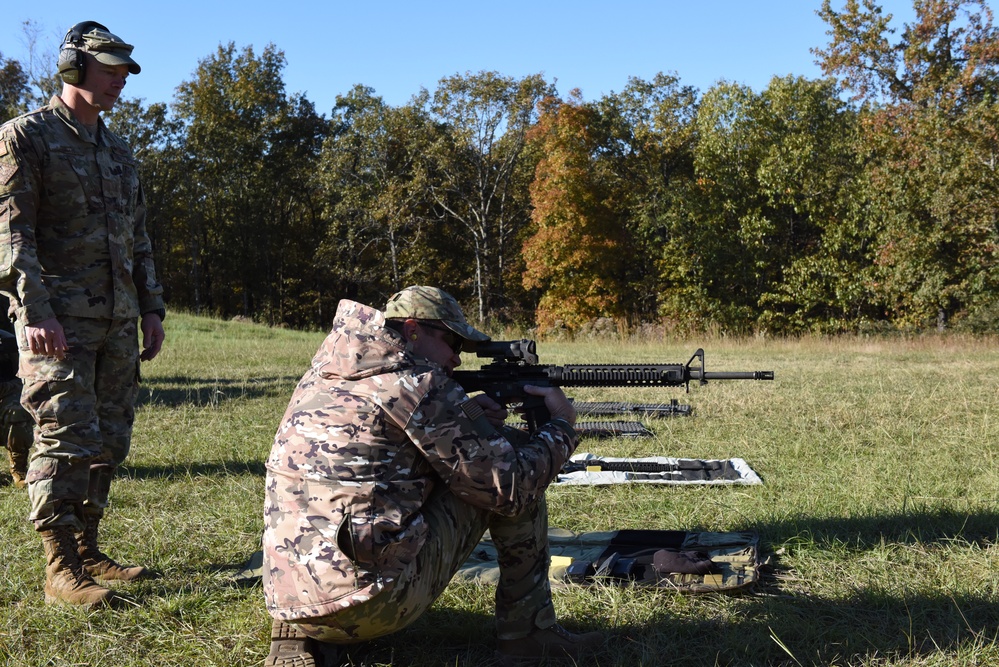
[{"x1": 1, "y1": 313, "x2": 997, "y2": 666}]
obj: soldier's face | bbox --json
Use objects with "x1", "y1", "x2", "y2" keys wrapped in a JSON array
[
  {"x1": 412, "y1": 321, "x2": 463, "y2": 374},
  {"x1": 79, "y1": 59, "x2": 129, "y2": 112}
]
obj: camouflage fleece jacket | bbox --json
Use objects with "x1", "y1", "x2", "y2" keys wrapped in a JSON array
[
  {"x1": 263, "y1": 299, "x2": 578, "y2": 620},
  {"x1": 0, "y1": 96, "x2": 164, "y2": 324}
]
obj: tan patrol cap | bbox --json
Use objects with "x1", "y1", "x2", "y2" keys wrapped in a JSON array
[
  {"x1": 384, "y1": 286, "x2": 490, "y2": 342},
  {"x1": 76, "y1": 25, "x2": 141, "y2": 74}
]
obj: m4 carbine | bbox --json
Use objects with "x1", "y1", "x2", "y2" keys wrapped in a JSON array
[{"x1": 451, "y1": 340, "x2": 774, "y2": 432}]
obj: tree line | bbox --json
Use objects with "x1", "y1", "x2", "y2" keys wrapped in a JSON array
[{"x1": 2, "y1": 0, "x2": 997, "y2": 335}]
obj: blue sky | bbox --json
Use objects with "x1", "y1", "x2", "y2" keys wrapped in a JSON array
[{"x1": 4, "y1": 1, "x2": 920, "y2": 115}]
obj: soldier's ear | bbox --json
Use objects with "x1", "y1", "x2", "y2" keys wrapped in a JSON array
[{"x1": 401, "y1": 319, "x2": 420, "y2": 341}]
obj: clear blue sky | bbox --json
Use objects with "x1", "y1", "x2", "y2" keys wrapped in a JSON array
[{"x1": 4, "y1": 1, "x2": 919, "y2": 115}]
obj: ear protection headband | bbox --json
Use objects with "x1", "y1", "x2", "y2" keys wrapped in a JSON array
[{"x1": 57, "y1": 20, "x2": 110, "y2": 85}]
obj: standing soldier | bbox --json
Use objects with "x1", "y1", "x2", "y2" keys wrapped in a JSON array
[
  {"x1": 0, "y1": 329, "x2": 30, "y2": 487},
  {"x1": 0, "y1": 20, "x2": 166, "y2": 608}
]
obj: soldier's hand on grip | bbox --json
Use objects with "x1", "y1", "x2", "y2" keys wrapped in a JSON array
[{"x1": 523, "y1": 384, "x2": 576, "y2": 427}]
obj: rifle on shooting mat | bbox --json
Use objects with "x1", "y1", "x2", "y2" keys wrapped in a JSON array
[
  {"x1": 452, "y1": 340, "x2": 774, "y2": 432},
  {"x1": 559, "y1": 457, "x2": 744, "y2": 482}
]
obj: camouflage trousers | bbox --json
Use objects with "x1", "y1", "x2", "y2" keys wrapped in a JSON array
[
  {"x1": 294, "y1": 489, "x2": 557, "y2": 644},
  {"x1": 14, "y1": 316, "x2": 140, "y2": 531},
  {"x1": 0, "y1": 377, "x2": 31, "y2": 464}
]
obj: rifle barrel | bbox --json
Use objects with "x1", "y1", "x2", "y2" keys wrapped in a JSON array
[{"x1": 693, "y1": 370, "x2": 775, "y2": 381}]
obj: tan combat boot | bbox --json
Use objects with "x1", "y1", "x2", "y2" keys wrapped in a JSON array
[
  {"x1": 7, "y1": 446, "x2": 28, "y2": 488},
  {"x1": 265, "y1": 619, "x2": 344, "y2": 667},
  {"x1": 76, "y1": 515, "x2": 153, "y2": 582},
  {"x1": 265, "y1": 619, "x2": 314, "y2": 667},
  {"x1": 496, "y1": 623, "x2": 604, "y2": 663},
  {"x1": 41, "y1": 526, "x2": 123, "y2": 608}
]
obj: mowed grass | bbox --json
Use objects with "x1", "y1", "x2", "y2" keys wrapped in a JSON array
[{"x1": 1, "y1": 312, "x2": 997, "y2": 666}]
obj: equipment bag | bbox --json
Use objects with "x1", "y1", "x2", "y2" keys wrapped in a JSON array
[{"x1": 457, "y1": 528, "x2": 761, "y2": 593}]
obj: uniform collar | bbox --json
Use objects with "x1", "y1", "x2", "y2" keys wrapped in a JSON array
[{"x1": 49, "y1": 96, "x2": 104, "y2": 144}]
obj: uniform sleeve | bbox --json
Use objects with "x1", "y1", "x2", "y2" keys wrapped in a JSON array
[
  {"x1": 0, "y1": 126, "x2": 54, "y2": 324},
  {"x1": 402, "y1": 377, "x2": 578, "y2": 517},
  {"x1": 130, "y1": 182, "x2": 165, "y2": 315}
]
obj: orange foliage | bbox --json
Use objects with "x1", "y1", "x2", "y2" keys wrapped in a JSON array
[{"x1": 523, "y1": 93, "x2": 629, "y2": 332}]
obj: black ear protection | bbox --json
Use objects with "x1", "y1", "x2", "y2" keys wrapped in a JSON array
[{"x1": 57, "y1": 20, "x2": 109, "y2": 85}]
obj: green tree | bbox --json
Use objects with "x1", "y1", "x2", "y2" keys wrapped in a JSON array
[
  {"x1": 593, "y1": 73, "x2": 700, "y2": 325},
  {"x1": 173, "y1": 43, "x2": 327, "y2": 325},
  {"x1": 0, "y1": 53, "x2": 30, "y2": 122},
  {"x1": 316, "y1": 86, "x2": 441, "y2": 308},
  {"x1": 420, "y1": 71, "x2": 554, "y2": 323},
  {"x1": 669, "y1": 81, "x2": 769, "y2": 332},
  {"x1": 660, "y1": 76, "x2": 866, "y2": 334},
  {"x1": 751, "y1": 76, "x2": 872, "y2": 333},
  {"x1": 816, "y1": 0, "x2": 999, "y2": 329}
]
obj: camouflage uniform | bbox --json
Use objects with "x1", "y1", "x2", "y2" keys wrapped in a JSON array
[
  {"x1": 263, "y1": 298, "x2": 579, "y2": 643},
  {"x1": 0, "y1": 329, "x2": 31, "y2": 487},
  {"x1": 0, "y1": 94, "x2": 164, "y2": 530}
]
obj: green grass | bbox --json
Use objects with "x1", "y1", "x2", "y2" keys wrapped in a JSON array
[{"x1": 1, "y1": 313, "x2": 998, "y2": 666}]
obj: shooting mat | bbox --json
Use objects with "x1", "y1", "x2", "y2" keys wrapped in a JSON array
[{"x1": 555, "y1": 453, "x2": 762, "y2": 486}]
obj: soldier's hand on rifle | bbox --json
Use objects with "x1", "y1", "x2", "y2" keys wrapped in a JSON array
[
  {"x1": 523, "y1": 385, "x2": 576, "y2": 427},
  {"x1": 472, "y1": 393, "x2": 509, "y2": 428}
]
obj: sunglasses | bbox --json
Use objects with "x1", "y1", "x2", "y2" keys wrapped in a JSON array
[{"x1": 418, "y1": 321, "x2": 464, "y2": 354}]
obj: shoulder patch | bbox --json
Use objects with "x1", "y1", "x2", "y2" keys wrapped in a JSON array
[{"x1": 0, "y1": 163, "x2": 15, "y2": 187}]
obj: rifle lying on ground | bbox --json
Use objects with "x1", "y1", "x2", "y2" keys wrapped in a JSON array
[
  {"x1": 560, "y1": 458, "x2": 744, "y2": 482},
  {"x1": 452, "y1": 340, "x2": 774, "y2": 432}
]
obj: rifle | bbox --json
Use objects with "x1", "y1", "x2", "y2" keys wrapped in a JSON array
[
  {"x1": 560, "y1": 458, "x2": 743, "y2": 482},
  {"x1": 452, "y1": 340, "x2": 774, "y2": 432}
]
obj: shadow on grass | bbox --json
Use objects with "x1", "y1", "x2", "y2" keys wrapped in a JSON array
[
  {"x1": 118, "y1": 460, "x2": 267, "y2": 480},
  {"x1": 220, "y1": 587, "x2": 999, "y2": 667},
  {"x1": 135, "y1": 374, "x2": 299, "y2": 408},
  {"x1": 640, "y1": 506, "x2": 999, "y2": 667},
  {"x1": 600, "y1": 588, "x2": 999, "y2": 667},
  {"x1": 351, "y1": 605, "x2": 514, "y2": 667},
  {"x1": 383, "y1": 506, "x2": 999, "y2": 665},
  {"x1": 754, "y1": 506, "x2": 999, "y2": 550},
  {"x1": 333, "y1": 588, "x2": 999, "y2": 666}
]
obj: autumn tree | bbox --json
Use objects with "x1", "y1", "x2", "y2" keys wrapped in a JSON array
[{"x1": 523, "y1": 92, "x2": 630, "y2": 332}]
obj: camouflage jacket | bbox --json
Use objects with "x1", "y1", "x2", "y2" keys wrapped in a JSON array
[
  {"x1": 0, "y1": 96, "x2": 164, "y2": 324},
  {"x1": 263, "y1": 299, "x2": 578, "y2": 620}
]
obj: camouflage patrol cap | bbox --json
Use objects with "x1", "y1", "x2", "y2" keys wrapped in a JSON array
[
  {"x1": 76, "y1": 26, "x2": 141, "y2": 74},
  {"x1": 384, "y1": 286, "x2": 490, "y2": 342}
]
